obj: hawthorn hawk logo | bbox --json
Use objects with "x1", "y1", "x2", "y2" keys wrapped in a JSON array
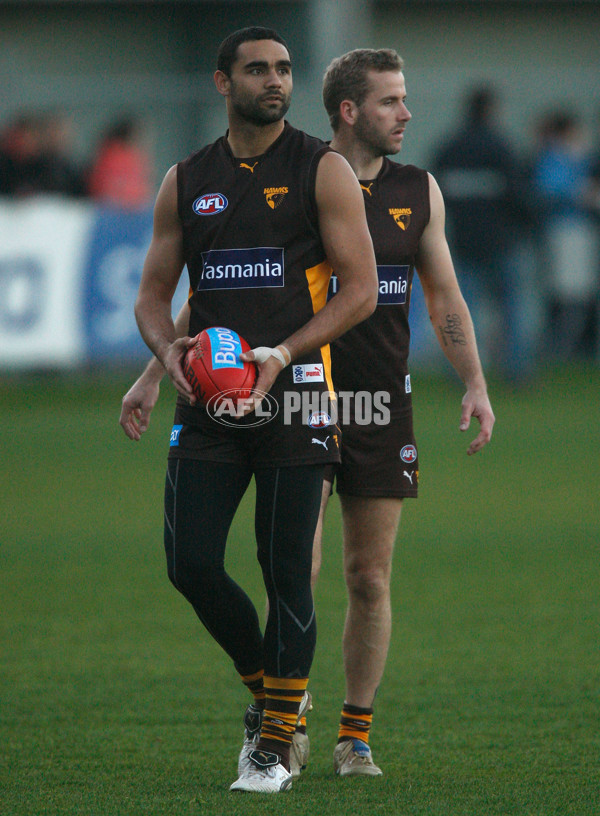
[
  {"x1": 264, "y1": 186, "x2": 289, "y2": 209},
  {"x1": 389, "y1": 207, "x2": 412, "y2": 230}
]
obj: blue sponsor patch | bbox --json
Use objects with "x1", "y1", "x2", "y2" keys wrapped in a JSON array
[
  {"x1": 206, "y1": 326, "x2": 244, "y2": 370},
  {"x1": 198, "y1": 247, "x2": 284, "y2": 291},
  {"x1": 327, "y1": 265, "x2": 410, "y2": 305},
  {"x1": 376, "y1": 265, "x2": 410, "y2": 305},
  {"x1": 170, "y1": 425, "x2": 183, "y2": 446}
]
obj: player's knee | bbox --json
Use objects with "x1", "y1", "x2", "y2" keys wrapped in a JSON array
[
  {"x1": 166, "y1": 557, "x2": 222, "y2": 601},
  {"x1": 345, "y1": 563, "x2": 390, "y2": 604}
]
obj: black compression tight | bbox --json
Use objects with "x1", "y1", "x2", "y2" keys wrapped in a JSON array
[{"x1": 163, "y1": 459, "x2": 324, "y2": 678}]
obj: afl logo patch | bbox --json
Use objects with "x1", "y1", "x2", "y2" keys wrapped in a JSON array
[
  {"x1": 400, "y1": 444, "x2": 417, "y2": 463},
  {"x1": 308, "y1": 412, "x2": 331, "y2": 429},
  {"x1": 193, "y1": 193, "x2": 228, "y2": 216}
]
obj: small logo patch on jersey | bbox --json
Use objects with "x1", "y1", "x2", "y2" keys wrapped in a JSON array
[
  {"x1": 264, "y1": 186, "x2": 288, "y2": 209},
  {"x1": 193, "y1": 193, "x2": 228, "y2": 216},
  {"x1": 311, "y1": 435, "x2": 329, "y2": 449},
  {"x1": 389, "y1": 207, "x2": 412, "y2": 230},
  {"x1": 308, "y1": 411, "x2": 331, "y2": 429},
  {"x1": 293, "y1": 363, "x2": 324, "y2": 383},
  {"x1": 400, "y1": 444, "x2": 417, "y2": 463},
  {"x1": 405, "y1": 374, "x2": 411, "y2": 394},
  {"x1": 361, "y1": 182, "x2": 374, "y2": 196},
  {"x1": 240, "y1": 161, "x2": 258, "y2": 173},
  {"x1": 170, "y1": 425, "x2": 183, "y2": 446}
]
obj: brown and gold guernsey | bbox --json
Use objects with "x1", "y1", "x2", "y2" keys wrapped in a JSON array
[
  {"x1": 329, "y1": 159, "x2": 430, "y2": 409},
  {"x1": 177, "y1": 121, "x2": 334, "y2": 402},
  {"x1": 168, "y1": 123, "x2": 341, "y2": 466}
]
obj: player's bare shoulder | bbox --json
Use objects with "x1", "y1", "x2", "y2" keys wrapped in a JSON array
[
  {"x1": 314, "y1": 150, "x2": 366, "y2": 219},
  {"x1": 316, "y1": 149, "x2": 361, "y2": 188},
  {"x1": 148, "y1": 164, "x2": 181, "y2": 239},
  {"x1": 154, "y1": 164, "x2": 178, "y2": 212},
  {"x1": 426, "y1": 171, "x2": 446, "y2": 216}
]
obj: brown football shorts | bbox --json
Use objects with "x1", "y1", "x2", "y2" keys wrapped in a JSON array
[{"x1": 324, "y1": 406, "x2": 418, "y2": 498}]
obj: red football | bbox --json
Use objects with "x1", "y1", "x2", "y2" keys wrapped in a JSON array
[{"x1": 183, "y1": 326, "x2": 257, "y2": 405}]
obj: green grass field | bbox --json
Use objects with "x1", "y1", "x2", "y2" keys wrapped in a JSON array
[{"x1": 2, "y1": 364, "x2": 599, "y2": 815}]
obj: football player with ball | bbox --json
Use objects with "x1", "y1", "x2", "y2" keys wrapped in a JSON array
[
  {"x1": 130, "y1": 27, "x2": 378, "y2": 794},
  {"x1": 122, "y1": 45, "x2": 494, "y2": 784}
]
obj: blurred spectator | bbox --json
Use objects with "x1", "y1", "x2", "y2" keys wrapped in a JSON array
[
  {"x1": 584, "y1": 117, "x2": 600, "y2": 359},
  {"x1": 532, "y1": 111, "x2": 598, "y2": 360},
  {"x1": 432, "y1": 86, "x2": 537, "y2": 383},
  {"x1": 586, "y1": 129, "x2": 600, "y2": 216},
  {"x1": 0, "y1": 111, "x2": 85, "y2": 198},
  {"x1": 36, "y1": 112, "x2": 86, "y2": 197},
  {"x1": 0, "y1": 114, "x2": 44, "y2": 196},
  {"x1": 87, "y1": 117, "x2": 153, "y2": 210}
]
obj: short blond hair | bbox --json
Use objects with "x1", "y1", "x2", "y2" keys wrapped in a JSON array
[{"x1": 322, "y1": 49, "x2": 405, "y2": 132}]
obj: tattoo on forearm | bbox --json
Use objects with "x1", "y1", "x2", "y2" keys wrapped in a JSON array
[{"x1": 440, "y1": 313, "x2": 467, "y2": 346}]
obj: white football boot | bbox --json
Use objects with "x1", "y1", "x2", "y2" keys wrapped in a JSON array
[
  {"x1": 289, "y1": 690, "x2": 313, "y2": 778},
  {"x1": 230, "y1": 749, "x2": 292, "y2": 793},
  {"x1": 333, "y1": 738, "x2": 383, "y2": 776},
  {"x1": 236, "y1": 703, "x2": 263, "y2": 776},
  {"x1": 232, "y1": 690, "x2": 312, "y2": 789}
]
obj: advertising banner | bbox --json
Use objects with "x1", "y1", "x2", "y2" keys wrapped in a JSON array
[
  {"x1": 81, "y1": 206, "x2": 154, "y2": 361},
  {"x1": 0, "y1": 198, "x2": 92, "y2": 368}
]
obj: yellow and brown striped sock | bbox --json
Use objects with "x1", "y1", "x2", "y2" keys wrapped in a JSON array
[
  {"x1": 255, "y1": 676, "x2": 309, "y2": 769},
  {"x1": 240, "y1": 668, "x2": 265, "y2": 708},
  {"x1": 338, "y1": 702, "x2": 373, "y2": 744}
]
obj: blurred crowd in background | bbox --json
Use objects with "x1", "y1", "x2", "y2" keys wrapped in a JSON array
[
  {"x1": 431, "y1": 86, "x2": 600, "y2": 380},
  {"x1": 0, "y1": 112, "x2": 154, "y2": 210},
  {"x1": 1, "y1": 85, "x2": 599, "y2": 380}
]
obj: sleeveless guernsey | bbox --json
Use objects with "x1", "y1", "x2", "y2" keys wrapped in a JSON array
[
  {"x1": 170, "y1": 122, "x2": 340, "y2": 466},
  {"x1": 178, "y1": 122, "x2": 332, "y2": 358},
  {"x1": 330, "y1": 159, "x2": 430, "y2": 410}
]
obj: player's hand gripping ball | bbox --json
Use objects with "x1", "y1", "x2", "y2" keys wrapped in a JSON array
[{"x1": 183, "y1": 326, "x2": 257, "y2": 405}]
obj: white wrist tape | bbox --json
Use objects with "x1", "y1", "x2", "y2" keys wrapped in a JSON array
[
  {"x1": 275, "y1": 344, "x2": 292, "y2": 367},
  {"x1": 251, "y1": 345, "x2": 290, "y2": 368}
]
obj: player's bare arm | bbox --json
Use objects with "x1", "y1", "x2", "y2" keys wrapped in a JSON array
[
  {"x1": 243, "y1": 151, "x2": 378, "y2": 395},
  {"x1": 297, "y1": 150, "x2": 378, "y2": 349},
  {"x1": 416, "y1": 173, "x2": 495, "y2": 454},
  {"x1": 134, "y1": 165, "x2": 195, "y2": 403},
  {"x1": 120, "y1": 301, "x2": 192, "y2": 440}
]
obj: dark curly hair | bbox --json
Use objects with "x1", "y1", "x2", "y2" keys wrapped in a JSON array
[{"x1": 217, "y1": 26, "x2": 290, "y2": 76}]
